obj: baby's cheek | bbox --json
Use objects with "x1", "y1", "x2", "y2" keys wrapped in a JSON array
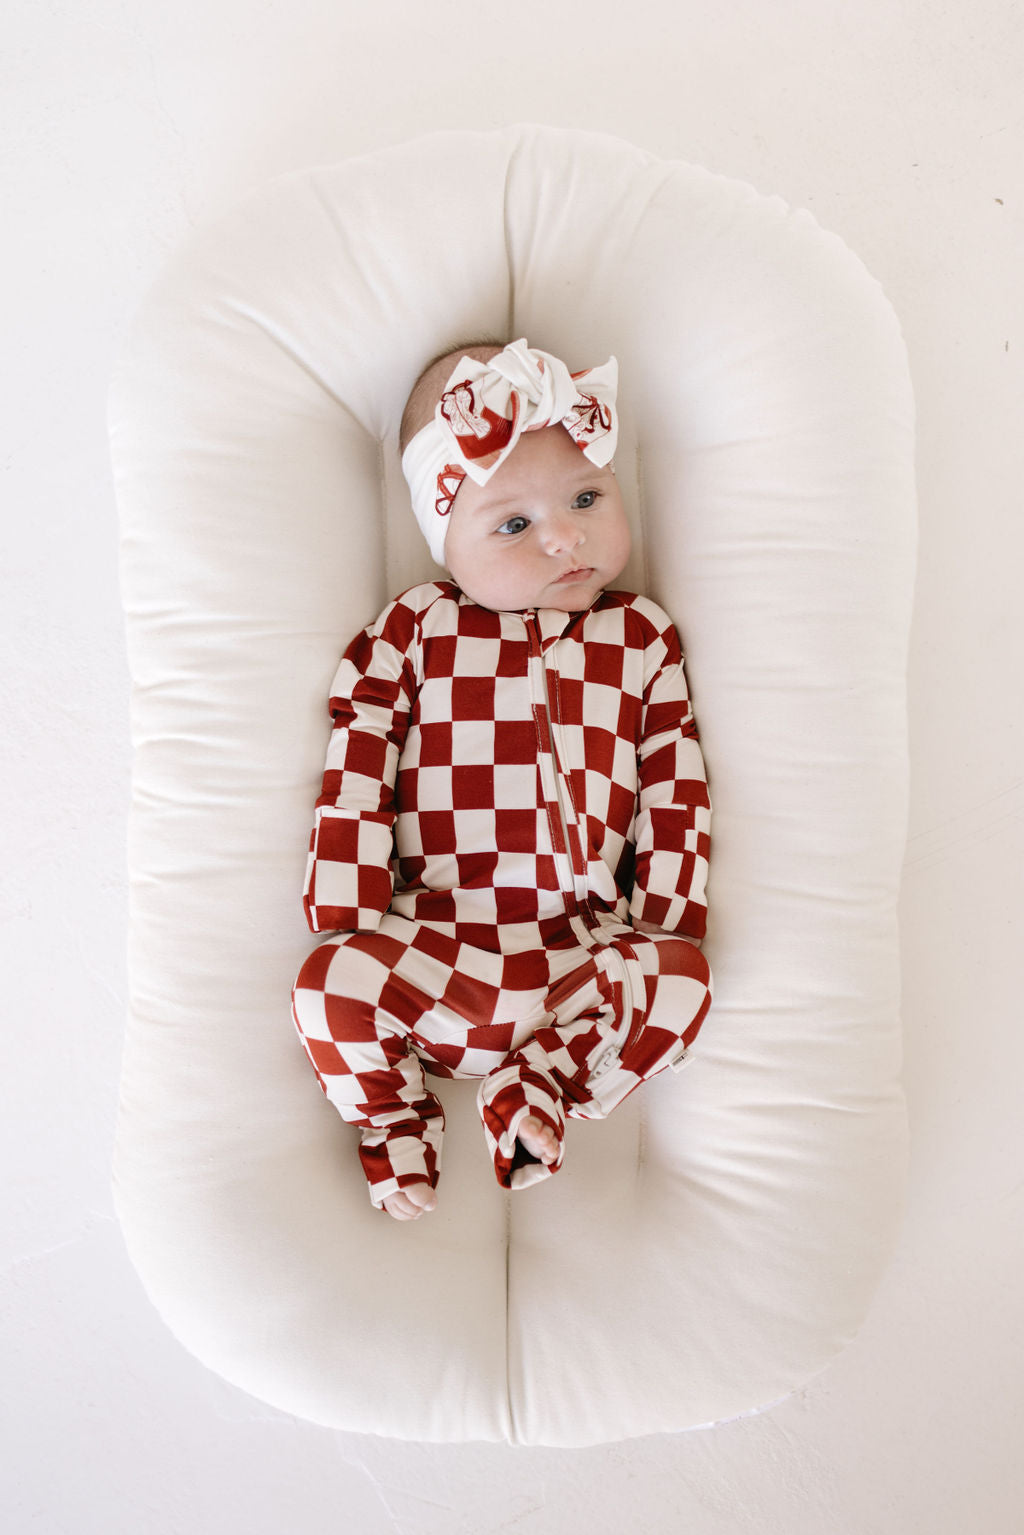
[{"x1": 609, "y1": 524, "x2": 632, "y2": 579}]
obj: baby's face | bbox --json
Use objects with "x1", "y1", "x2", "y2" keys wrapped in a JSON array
[{"x1": 443, "y1": 425, "x2": 631, "y2": 613}]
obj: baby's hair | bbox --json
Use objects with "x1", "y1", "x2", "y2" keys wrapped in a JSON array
[{"x1": 399, "y1": 337, "x2": 507, "y2": 453}]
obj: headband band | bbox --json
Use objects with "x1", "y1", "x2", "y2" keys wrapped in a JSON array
[{"x1": 401, "y1": 339, "x2": 618, "y2": 567}]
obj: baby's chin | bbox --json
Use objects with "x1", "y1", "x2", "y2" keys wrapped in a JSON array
[
  {"x1": 536, "y1": 570, "x2": 612, "y2": 611},
  {"x1": 450, "y1": 565, "x2": 621, "y2": 614},
  {"x1": 539, "y1": 587, "x2": 605, "y2": 613}
]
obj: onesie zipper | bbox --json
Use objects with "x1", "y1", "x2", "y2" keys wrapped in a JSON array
[
  {"x1": 524, "y1": 610, "x2": 640, "y2": 1065},
  {"x1": 523, "y1": 612, "x2": 599, "y2": 933},
  {"x1": 524, "y1": 612, "x2": 580, "y2": 918}
]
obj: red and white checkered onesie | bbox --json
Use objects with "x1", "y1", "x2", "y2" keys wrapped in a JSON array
[{"x1": 291, "y1": 582, "x2": 712, "y2": 1208}]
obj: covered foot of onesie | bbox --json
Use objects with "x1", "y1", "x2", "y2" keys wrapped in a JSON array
[
  {"x1": 359, "y1": 1119, "x2": 443, "y2": 1211},
  {"x1": 477, "y1": 1057, "x2": 567, "y2": 1190},
  {"x1": 478, "y1": 1056, "x2": 568, "y2": 1185}
]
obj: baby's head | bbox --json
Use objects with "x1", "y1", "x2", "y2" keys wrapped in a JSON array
[{"x1": 400, "y1": 339, "x2": 630, "y2": 613}]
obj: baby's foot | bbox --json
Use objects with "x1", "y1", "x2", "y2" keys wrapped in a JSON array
[
  {"x1": 517, "y1": 1115, "x2": 560, "y2": 1166},
  {"x1": 382, "y1": 1184, "x2": 438, "y2": 1221}
]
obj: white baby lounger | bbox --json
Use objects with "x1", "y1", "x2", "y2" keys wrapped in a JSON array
[{"x1": 110, "y1": 125, "x2": 916, "y2": 1446}]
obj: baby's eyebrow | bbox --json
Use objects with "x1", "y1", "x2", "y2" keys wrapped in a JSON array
[
  {"x1": 477, "y1": 495, "x2": 524, "y2": 514},
  {"x1": 476, "y1": 469, "x2": 609, "y2": 516}
]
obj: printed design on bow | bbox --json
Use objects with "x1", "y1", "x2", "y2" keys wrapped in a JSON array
[
  {"x1": 435, "y1": 464, "x2": 467, "y2": 519},
  {"x1": 439, "y1": 380, "x2": 520, "y2": 472},
  {"x1": 564, "y1": 388, "x2": 614, "y2": 452}
]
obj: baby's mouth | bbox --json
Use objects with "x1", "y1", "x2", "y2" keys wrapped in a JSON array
[{"x1": 555, "y1": 566, "x2": 595, "y2": 583}]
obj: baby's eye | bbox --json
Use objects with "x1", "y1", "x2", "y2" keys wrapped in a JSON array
[
  {"x1": 497, "y1": 515, "x2": 530, "y2": 536},
  {"x1": 573, "y1": 490, "x2": 599, "y2": 509}
]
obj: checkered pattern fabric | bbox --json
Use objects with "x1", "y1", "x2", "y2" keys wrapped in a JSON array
[
  {"x1": 302, "y1": 583, "x2": 711, "y2": 945},
  {"x1": 295, "y1": 582, "x2": 712, "y2": 1205},
  {"x1": 292, "y1": 915, "x2": 712, "y2": 1205}
]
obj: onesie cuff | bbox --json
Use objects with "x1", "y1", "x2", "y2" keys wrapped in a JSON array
[
  {"x1": 303, "y1": 808, "x2": 394, "y2": 932},
  {"x1": 477, "y1": 1064, "x2": 567, "y2": 1190}
]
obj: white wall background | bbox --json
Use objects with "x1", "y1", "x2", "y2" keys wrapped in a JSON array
[{"x1": 3, "y1": 1, "x2": 1021, "y2": 1530}]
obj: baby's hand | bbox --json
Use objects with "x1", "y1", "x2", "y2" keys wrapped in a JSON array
[
  {"x1": 382, "y1": 1184, "x2": 438, "y2": 1221},
  {"x1": 632, "y1": 917, "x2": 703, "y2": 947}
]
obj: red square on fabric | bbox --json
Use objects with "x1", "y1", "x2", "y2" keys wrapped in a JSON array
[
  {"x1": 638, "y1": 889, "x2": 672, "y2": 927},
  {"x1": 677, "y1": 775, "x2": 711, "y2": 808},
  {"x1": 452, "y1": 764, "x2": 495, "y2": 809},
  {"x1": 494, "y1": 719, "x2": 539, "y2": 764},
  {"x1": 535, "y1": 852, "x2": 559, "y2": 890},
  {"x1": 418, "y1": 809, "x2": 457, "y2": 848},
  {"x1": 345, "y1": 930, "x2": 407, "y2": 969},
  {"x1": 489, "y1": 887, "x2": 543, "y2": 926},
  {"x1": 645, "y1": 697, "x2": 695, "y2": 738},
  {"x1": 315, "y1": 814, "x2": 360, "y2": 862},
  {"x1": 582, "y1": 725, "x2": 616, "y2": 777},
  {"x1": 416, "y1": 721, "x2": 454, "y2": 765},
  {"x1": 616, "y1": 692, "x2": 642, "y2": 740},
  {"x1": 294, "y1": 938, "x2": 337, "y2": 992},
  {"x1": 323, "y1": 995, "x2": 380, "y2": 1045},
  {"x1": 453, "y1": 919, "x2": 504, "y2": 950},
  {"x1": 496, "y1": 637, "x2": 530, "y2": 677},
  {"x1": 357, "y1": 863, "x2": 392, "y2": 912},
  {"x1": 317, "y1": 770, "x2": 344, "y2": 804},
  {"x1": 410, "y1": 922, "x2": 461, "y2": 968},
  {"x1": 304, "y1": 1038, "x2": 351, "y2": 1076},
  {"x1": 395, "y1": 764, "x2": 419, "y2": 808},
  {"x1": 641, "y1": 740, "x2": 677, "y2": 788},
  {"x1": 342, "y1": 731, "x2": 390, "y2": 782},
  {"x1": 378, "y1": 970, "x2": 435, "y2": 1030},
  {"x1": 440, "y1": 966, "x2": 501, "y2": 1026},
  {"x1": 606, "y1": 779, "x2": 636, "y2": 828},
  {"x1": 494, "y1": 807, "x2": 537, "y2": 850},
  {"x1": 454, "y1": 849, "x2": 499, "y2": 887},
  {"x1": 353, "y1": 1068, "x2": 418, "y2": 1108},
  {"x1": 499, "y1": 947, "x2": 549, "y2": 991},
  {"x1": 583, "y1": 641, "x2": 625, "y2": 688},
  {"x1": 458, "y1": 603, "x2": 501, "y2": 639},
  {"x1": 422, "y1": 632, "x2": 457, "y2": 677},
  {"x1": 451, "y1": 675, "x2": 496, "y2": 721},
  {"x1": 349, "y1": 672, "x2": 404, "y2": 712}
]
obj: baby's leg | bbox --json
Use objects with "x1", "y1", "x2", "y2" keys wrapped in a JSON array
[
  {"x1": 572, "y1": 932, "x2": 712, "y2": 1120},
  {"x1": 476, "y1": 946, "x2": 617, "y2": 1189},
  {"x1": 291, "y1": 927, "x2": 445, "y2": 1216},
  {"x1": 477, "y1": 932, "x2": 712, "y2": 1185}
]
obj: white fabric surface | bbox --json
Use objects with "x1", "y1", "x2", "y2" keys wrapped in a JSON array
[{"x1": 109, "y1": 124, "x2": 916, "y2": 1446}]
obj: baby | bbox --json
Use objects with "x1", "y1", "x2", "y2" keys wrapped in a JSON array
[{"x1": 291, "y1": 339, "x2": 712, "y2": 1219}]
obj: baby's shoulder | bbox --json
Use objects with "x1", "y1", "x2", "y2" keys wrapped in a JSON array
[
  {"x1": 594, "y1": 589, "x2": 680, "y2": 645},
  {"x1": 368, "y1": 580, "x2": 462, "y2": 636},
  {"x1": 388, "y1": 579, "x2": 461, "y2": 616}
]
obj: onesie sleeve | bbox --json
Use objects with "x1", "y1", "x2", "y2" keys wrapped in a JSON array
[
  {"x1": 302, "y1": 593, "x2": 419, "y2": 933},
  {"x1": 628, "y1": 609, "x2": 711, "y2": 939}
]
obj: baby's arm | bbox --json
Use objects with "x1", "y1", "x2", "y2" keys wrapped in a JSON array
[
  {"x1": 628, "y1": 608, "x2": 711, "y2": 942},
  {"x1": 302, "y1": 596, "x2": 417, "y2": 934}
]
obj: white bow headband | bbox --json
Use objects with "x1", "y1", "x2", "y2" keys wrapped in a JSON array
[{"x1": 401, "y1": 339, "x2": 619, "y2": 567}]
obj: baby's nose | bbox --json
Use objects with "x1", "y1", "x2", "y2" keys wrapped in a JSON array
[{"x1": 543, "y1": 515, "x2": 585, "y2": 553}]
